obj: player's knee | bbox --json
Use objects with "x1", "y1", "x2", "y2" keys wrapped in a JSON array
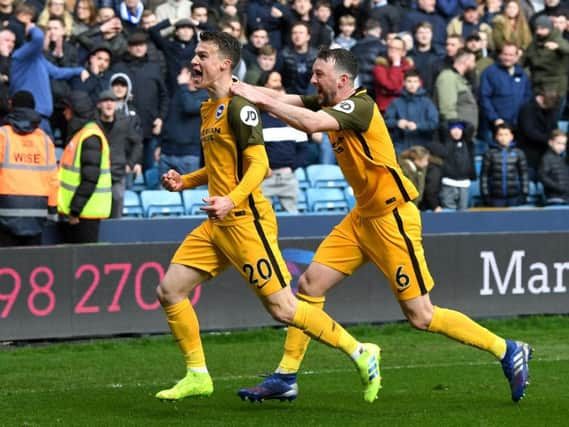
[
  {"x1": 265, "y1": 297, "x2": 296, "y2": 324},
  {"x1": 405, "y1": 308, "x2": 433, "y2": 331},
  {"x1": 156, "y1": 281, "x2": 178, "y2": 306},
  {"x1": 297, "y1": 272, "x2": 322, "y2": 296}
]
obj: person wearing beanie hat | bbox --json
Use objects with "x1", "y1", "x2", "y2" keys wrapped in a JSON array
[
  {"x1": 521, "y1": 9, "x2": 569, "y2": 98},
  {"x1": 0, "y1": 88, "x2": 57, "y2": 246},
  {"x1": 58, "y1": 90, "x2": 111, "y2": 243}
]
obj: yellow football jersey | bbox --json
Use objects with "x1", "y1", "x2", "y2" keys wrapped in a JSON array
[
  {"x1": 199, "y1": 95, "x2": 272, "y2": 224},
  {"x1": 302, "y1": 89, "x2": 419, "y2": 217}
]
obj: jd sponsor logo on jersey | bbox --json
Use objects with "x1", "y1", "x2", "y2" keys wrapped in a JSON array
[
  {"x1": 333, "y1": 100, "x2": 355, "y2": 114},
  {"x1": 240, "y1": 106, "x2": 259, "y2": 126},
  {"x1": 215, "y1": 104, "x2": 225, "y2": 120}
]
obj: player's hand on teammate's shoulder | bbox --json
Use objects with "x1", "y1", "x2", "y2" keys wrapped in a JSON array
[{"x1": 161, "y1": 169, "x2": 183, "y2": 192}]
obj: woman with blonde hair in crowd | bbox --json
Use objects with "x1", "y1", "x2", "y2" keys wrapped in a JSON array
[
  {"x1": 492, "y1": 0, "x2": 533, "y2": 52},
  {"x1": 37, "y1": 0, "x2": 75, "y2": 36}
]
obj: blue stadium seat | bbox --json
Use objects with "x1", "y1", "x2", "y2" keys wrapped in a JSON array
[
  {"x1": 55, "y1": 147, "x2": 64, "y2": 165},
  {"x1": 129, "y1": 172, "x2": 146, "y2": 192},
  {"x1": 140, "y1": 190, "x2": 184, "y2": 218},
  {"x1": 144, "y1": 168, "x2": 160, "y2": 190},
  {"x1": 305, "y1": 164, "x2": 347, "y2": 189},
  {"x1": 294, "y1": 167, "x2": 309, "y2": 190},
  {"x1": 182, "y1": 189, "x2": 209, "y2": 215},
  {"x1": 469, "y1": 179, "x2": 482, "y2": 207},
  {"x1": 306, "y1": 188, "x2": 349, "y2": 213},
  {"x1": 297, "y1": 189, "x2": 308, "y2": 213},
  {"x1": 122, "y1": 190, "x2": 143, "y2": 217},
  {"x1": 474, "y1": 155, "x2": 483, "y2": 177},
  {"x1": 344, "y1": 186, "x2": 355, "y2": 209},
  {"x1": 528, "y1": 181, "x2": 544, "y2": 206}
]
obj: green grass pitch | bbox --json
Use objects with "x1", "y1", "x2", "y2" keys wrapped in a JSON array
[{"x1": 1, "y1": 315, "x2": 568, "y2": 426}]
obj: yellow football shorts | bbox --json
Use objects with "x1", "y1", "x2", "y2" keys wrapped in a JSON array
[
  {"x1": 171, "y1": 212, "x2": 291, "y2": 297},
  {"x1": 313, "y1": 201, "x2": 434, "y2": 301}
]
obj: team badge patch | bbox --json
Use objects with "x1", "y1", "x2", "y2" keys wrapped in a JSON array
[
  {"x1": 333, "y1": 100, "x2": 355, "y2": 114},
  {"x1": 240, "y1": 106, "x2": 259, "y2": 126},
  {"x1": 215, "y1": 104, "x2": 225, "y2": 120}
]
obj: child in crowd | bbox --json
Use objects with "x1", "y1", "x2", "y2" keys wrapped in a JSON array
[
  {"x1": 398, "y1": 145, "x2": 430, "y2": 207},
  {"x1": 480, "y1": 123, "x2": 529, "y2": 207},
  {"x1": 538, "y1": 129, "x2": 569, "y2": 205},
  {"x1": 334, "y1": 15, "x2": 357, "y2": 49},
  {"x1": 439, "y1": 121, "x2": 476, "y2": 210}
]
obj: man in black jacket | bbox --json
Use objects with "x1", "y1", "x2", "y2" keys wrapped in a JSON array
[
  {"x1": 350, "y1": 19, "x2": 385, "y2": 99},
  {"x1": 114, "y1": 31, "x2": 169, "y2": 172},
  {"x1": 96, "y1": 89, "x2": 143, "y2": 218}
]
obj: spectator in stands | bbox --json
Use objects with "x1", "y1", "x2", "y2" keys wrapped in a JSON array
[
  {"x1": 309, "y1": 0, "x2": 335, "y2": 49},
  {"x1": 350, "y1": 18, "x2": 385, "y2": 99},
  {"x1": 401, "y1": 0, "x2": 448, "y2": 50},
  {"x1": 257, "y1": 71, "x2": 301, "y2": 213},
  {"x1": 158, "y1": 65, "x2": 208, "y2": 179},
  {"x1": 58, "y1": 91, "x2": 111, "y2": 243},
  {"x1": 530, "y1": 0, "x2": 569, "y2": 29},
  {"x1": 189, "y1": 1, "x2": 216, "y2": 34},
  {"x1": 155, "y1": 0, "x2": 192, "y2": 35},
  {"x1": 368, "y1": 0, "x2": 401, "y2": 35},
  {"x1": 538, "y1": 129, "x2": 569, "y2": 204},
  {"x1": 333, "y1": 0, "x2": 365, "y2": 37},
  {"x1": 439, "y1": 121, "x2": 476, "y2": 210},
  {"x1": 75, "y1": 14, "x2": 128, "y2": 62},
  {"x1": 480, "y1": 123, "x2": 529, "y2": 207},
  {"x1": 72, "y1": 0, "x2": 98, "y2": 38},
  {"x1": 492, "y1": 0, "x2": 533, "y2": 52},
  {"x1": 481, "y1": 0, "x2": 504, "y2": 25},
  {"x1": 517, "y1": 91, "x2": 560, "y2": 179},
  {"x1": 96, "y1": 89, "x2": 142, "y2": 218},
  {"x1": 118, "y1": 0, "x2": 144, "y2": 34},
  {"x1": 73, "y1": 43, "x2": 113, "y2": 104},
  {"x1": 138, "y1": 10, "x2": 167, "y2": 82},
  {"x1": 522, "y1": 15, "x2": 569, "y2": 106},
  {"x1": 0, "y1": 0, "x2": 17, "y2": 29},
  {"x1": 419, "y1": 141, "x2": 445, "y2": 212},
  {"x1": 44, "y1": 16, "x2": 80, "y2": 145},
  {"x1": 0, "y1": 28, "x2": 15, "y2": 122},
  {"x1": 244, "y1": 44, "x2": 277, "y2": 84},
  {"x1": 0, "y1": 91, "x2": 58, "y2": 246},
  {"x1": 280, "y1": 21, "x2": 318, "y2": 95},
  {"x1": 218, "y1": 18, "x2": 247, "y2": 80},
  {"x1": 385, "y1": 68, "x2": 439, "y2": 154},
  {"x1": 110, "y1": 72, "x2": 137, "y2": 119},
  {"x1": 37, "y1": 0, "x2": 74, "y2": 37},
  {"x1": 148, "y1": 18, "x2": 198, "y2": 95},
  {"x1": 428, "y1": 34, "x2": 466, "y2": 93},
  {"x1": 409, "y1": 21, "x2": 444, "y2": 96},
  {"x1": 114, "y1": 31, "x2": 169, "y2": 172},
  {"x1": 247, "y1": 0, "x2": 291, "y2": 50},
  {"x1": 334, "y1": 14, "x2": 358, "y2": 50},
  {"x1": 241, "y1": 26, "x2": 270, "y2": 68},
  {"x1": 435, "y1": 49, "x2": 478, "y2": 136},
  {"x1": 398, "y1": 145, "x2": 430, "y2": 207},
  {"x1": 10, "y1": 22, "x2": 88, "y2": 138},
  {"x1": 479, "y1": 42, "x2": 532, "y2": 142},
  {"x1": 372, "y1": 36, "x2": 414, "y2": 114},
  {"x1": 447, "y1": 0, "x2": 494, "y2": 48},
  {"x1": 465, "y1": 32, "x2": 494, "y2": 81},
  {"x1": 218, "y1": 0, "x2": 246, "y2": 27}
]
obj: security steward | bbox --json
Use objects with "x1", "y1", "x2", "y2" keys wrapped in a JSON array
[
  {"x1": 58, "y1": 91, "x2": 111, "y2": 243},
  {"x1": 0, "y1": 91, "x2": 58, "y2": 246}
]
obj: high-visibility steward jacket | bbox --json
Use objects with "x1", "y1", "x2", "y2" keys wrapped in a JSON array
[
  {"x1": 0, "y1": 125, "x2": 58, "y2": 228},
  {"x1": 58, "y1": 122, "x2": 112, "y2": 219}
]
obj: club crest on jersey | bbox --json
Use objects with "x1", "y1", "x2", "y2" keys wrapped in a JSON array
[
  {"x1": 215, "y1": 104, "x2": 225, "y2": 120},
  {"x1": 333, "y1": 100, "x2": 355, "y2": 114},
  {"x1": 240, "y1": 105, "x2": 259, "y2": 126}
]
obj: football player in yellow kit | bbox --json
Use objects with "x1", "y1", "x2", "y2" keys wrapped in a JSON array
[
  {"x1": 154, "y1": 33, "x2": 380, "y2": 403},
  {"x1": 233, "y1": 48, "x2": 532, "y2": 403}
]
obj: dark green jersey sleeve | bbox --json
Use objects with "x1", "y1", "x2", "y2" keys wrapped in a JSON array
[
  {"x1": 321, "y1": 94, "x2": 374, "y2": 132},
  {"x1": 227, "y1": 95, "x2": 265, "y2": 151},
  {"x1": 300, "y1": 95, "x2": 321, "y2": 112}
]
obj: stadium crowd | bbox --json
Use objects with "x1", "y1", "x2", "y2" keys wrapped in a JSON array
[{"x1": 1, "y1": 0, "x2": 569, "y2": 245}]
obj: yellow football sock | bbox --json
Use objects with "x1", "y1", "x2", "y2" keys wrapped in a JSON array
[
  {"x1": 428, "y1": 306, "x2": 507, "y2": 359},
  {"x1": 164, "y1": 298, "x2": 206, "y2": 369},
  {"x1": 277, "y1": 293, "x2": 325, "y2": 373},
  {"x1": 291, "y1": 299, "x2": 359, "y2": 358}
]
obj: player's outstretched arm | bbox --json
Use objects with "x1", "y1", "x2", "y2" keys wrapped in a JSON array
[{"x1": 232, "y1": 82, "x2": 339, "y2": 134}]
